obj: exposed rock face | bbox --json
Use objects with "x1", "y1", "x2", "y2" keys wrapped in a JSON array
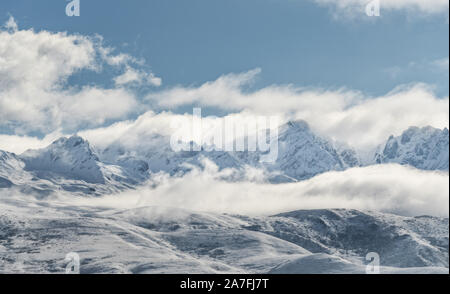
[{"x1": 375, "y1": 126, "x2": 449, "y2": 171}]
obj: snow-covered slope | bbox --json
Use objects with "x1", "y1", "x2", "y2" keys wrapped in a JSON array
[
  {"x1": 0, "y1": 198, "x2": 447, "y2": 274},
  {"x1": 243, "y1": 209, "x2": 449, "y2": 268},
  {"x1": 268, "y1": 254, "x2": 448, "y2": 274},
  {"x1": 21, "y1": 136, "x2": 106, "y2": 184},
  {"x1": 0, "y1": 150, "x2": 28, "y2": 189},
  {"x1": 0, "y1": 136, "x2": 150, "y2": 196},
  {"x1": 374, "y1": 126, "x2": 449, "y2": 170},
  {"x1": 259, "y1": 121, "x2": 360, "y2": 181}
]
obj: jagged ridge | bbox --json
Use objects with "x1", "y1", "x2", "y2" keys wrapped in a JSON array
[{"x1": 375, "y1": 126, "x2": 449, "y2": 170}]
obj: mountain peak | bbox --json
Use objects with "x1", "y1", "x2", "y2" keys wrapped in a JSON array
[
  {"x1": 281, "y1": 120, "x2": 310, "y2": 133},
  {"x1": 53, "y1": 134, "x2": 84, "y2": 145},
  {"x1": 51, "y1": 135, "x2": 94, "y2": 152},
  {"x1": 375, "y1": 125, "x2": 449, "y2": 170},
  {"x1": 20, "y1": 135, "x2": 104, "y2": 184}
]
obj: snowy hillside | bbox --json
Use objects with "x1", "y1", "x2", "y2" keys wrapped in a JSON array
[
  {"x1": 0, "y1": 197, "x2": 447, "y2": 274},
  {"x1": 374, "y1": 126, "x2": 449, "y2": 170}
]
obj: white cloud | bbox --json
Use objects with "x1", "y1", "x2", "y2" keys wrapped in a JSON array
[
  {"x1": 114, "y1": 66, "x2": 162, "y2": 87},
  {"x1": 147, "y1": 68, "x2": 261, "y2": 109},
  {"x1": 60, "y1": 163, "x2": 449, "y2": 217},
  {"x1": 0, "y1": 110, "x2": 177, "y2": 153},
  {"x1": 78, "y1": 111, "x2": 176, "y2": 150},
  {"x1": 6, "y1": 68, "x2": 444, "y2": 154},
  {"x1": 60, "y1": 87, "x2": 138, "y2": 127},
  {"x1": 312, "y1": 84, "x2": 449, "y2": 150},
  {"x1": 0, "y1": 17, "x2": 160, "y2": 133},
  {"x1": 146, "y1": 69, "x2": 449, "y2": 150},
  {"x1": 0, "y1": 19, "x2": 446, "y2": 155},
  {"x1": 98, "y1": 45, "x2": 137, "y2": 66},
  {"x1": 77, "y1": 109, "x2": 283, "y2": 157},
  {"x1": 0, "y1": 132, "x2": 63, "y2": 154},
  {"x1": 0, "y1": 21, "x2": 96, "y2": 91},
  {"x1": 312, "y1": 0, "x2": 449, "y2": 18}
]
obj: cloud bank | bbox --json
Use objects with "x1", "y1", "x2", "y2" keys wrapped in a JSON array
[
  {"x1": 146, "y1": 69, "x2": 449, "y2": 150},
  {"x1": 1, "y1": 66, "x2": 448, "y2": 155},
  {"x1": 0, "y1": 16, "x2": 447, "y2": 155},
  {"x1": 55, "y1": 163, "x2": 449, "y2": 218}
]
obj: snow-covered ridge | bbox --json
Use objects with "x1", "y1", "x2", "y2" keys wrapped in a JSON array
[
  {"x1": 95, "y1": 121, "x2": 448, "y2": 183},
  {"x1": 374, "y1": 126, "x2": 449, "y2": 170}
]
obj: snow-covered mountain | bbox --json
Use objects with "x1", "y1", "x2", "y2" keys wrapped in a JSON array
[
  {"x1": 0, "y1": 136, "x2": 150, "y2": 196},
  {"x1": 1, "y1": 123, "x2": 449, "y2": 274},
  {"x1": 1, "y1": 122, "x2": 447, "y2": 195},
  {"x1": 21, "y1": 136, "x2": 106, "y2": 184},
  {"x1": 0, "y1": 150, "x2": 23, "y2": 188},
  {"x1": 97, "y1": 120, "x2": 361, "y2": 183},
  {"x1": 374, "y1": 126, "x2": 449, "y2": 170},
  {"x1": 257, "y1": 120, "x2": 360, "y2": 181}
]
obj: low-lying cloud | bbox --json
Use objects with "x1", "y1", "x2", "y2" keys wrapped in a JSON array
[{"x1": 54, "y1": 163, "x2": 449, "y2": 218}]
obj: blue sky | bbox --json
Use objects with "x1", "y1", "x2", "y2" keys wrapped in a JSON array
[
  {"x1": 0, "y1": 0, "x2": 449, "y2": 152},
  {"x1": 1, "y1": 0, "x2": 448, "y2": 96}
]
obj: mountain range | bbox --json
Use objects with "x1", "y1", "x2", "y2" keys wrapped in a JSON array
[
  {"x1": 374, "y1": 126, "x2": 449, "y2": 170},
  {"x1": 0, "y1": 121, "x2": 448, "y2": 274},
  {"x1": 1, "y1": 121, "x2": 448, "y2": 195}
]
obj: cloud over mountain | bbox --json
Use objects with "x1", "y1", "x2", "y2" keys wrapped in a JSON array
[
  {"x1": 146, "y1": 69, "x2": 449, "y2": 150},
  {"x1": 0, "y1": 17, "x2": 160, "y2": 133},
  {"x1": 60, "y1": 162, "x2": 448, "y2": 218}
]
